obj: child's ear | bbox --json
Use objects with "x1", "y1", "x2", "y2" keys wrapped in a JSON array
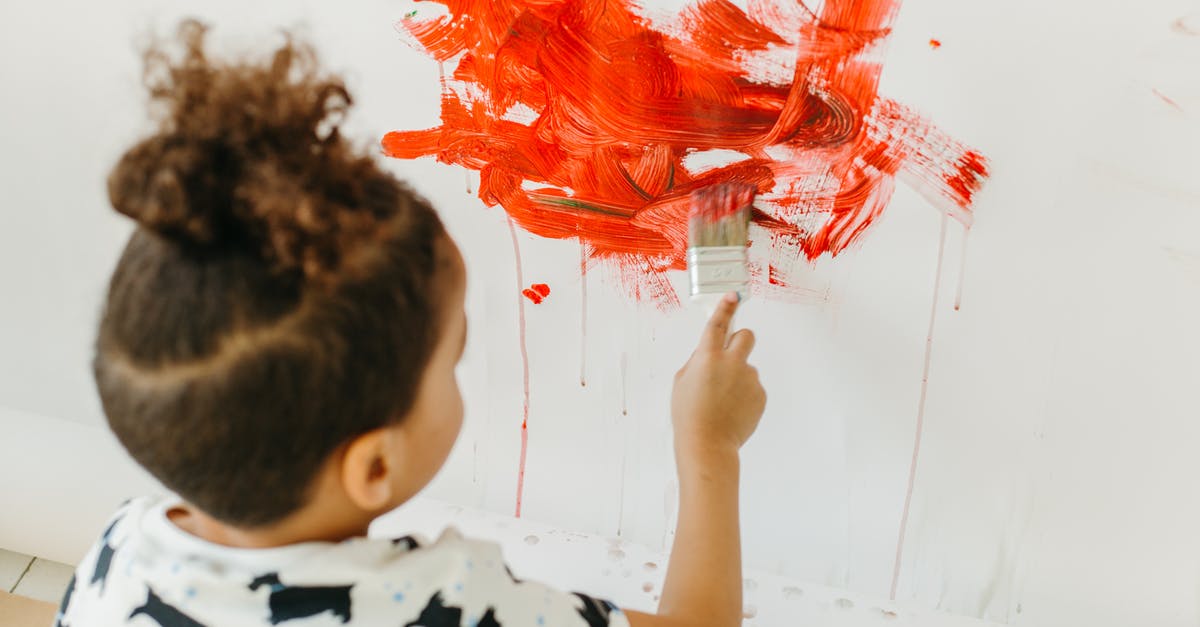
[{"x1": 339, "y1": 428, "x2": 397, "y2": 512}]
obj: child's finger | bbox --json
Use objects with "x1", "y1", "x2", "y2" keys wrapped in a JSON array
[
  {"x1": 699, "y1": 292, "x2": 740, "y2": 352},
  {"x1": 726, "y1": 328, "x2": 755, "y2": 360}
]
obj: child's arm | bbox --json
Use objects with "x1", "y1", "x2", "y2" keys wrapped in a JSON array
[{"x1": 626, "y1": 293, "x2": 767, "y2": 627}]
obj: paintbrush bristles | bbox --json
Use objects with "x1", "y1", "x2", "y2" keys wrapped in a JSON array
[{"x1": 688, "y1": 183, "x2": 755, "y2": 248}]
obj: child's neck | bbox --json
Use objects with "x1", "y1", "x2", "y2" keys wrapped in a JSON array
[{"x1": 167, "y1": 500, "x2": 373, "y2": 548}]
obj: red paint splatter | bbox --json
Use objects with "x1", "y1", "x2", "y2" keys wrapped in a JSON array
[
  {"x1": 928, "y1": 38, "x2": 942, "y2": 49},
  {"x1": 522, "y1": 283, "x2": 551, "y2": 304},
  {"x1": 385, "y1": 0, "x2": 989, "y2": 304}
]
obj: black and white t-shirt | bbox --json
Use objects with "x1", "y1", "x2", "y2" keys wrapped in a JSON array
[{"x1": 57, "y1": 497, "x2": 630, "y2": 626}]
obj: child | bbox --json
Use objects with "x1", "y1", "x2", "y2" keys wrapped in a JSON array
[{"x1": 60, "y1": 20, "x2": 766, "y2": 627}]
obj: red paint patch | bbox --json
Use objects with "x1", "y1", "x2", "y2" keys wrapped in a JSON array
[
  {"x1": 929, "y1": 38, "x2": 942, "y2": 49},
  {"x1": 385, "y1": 0, "x2": 989, "y2": 303},
  {"x1": 522, "y1": 283, "x2": 551, "y2": 304}
]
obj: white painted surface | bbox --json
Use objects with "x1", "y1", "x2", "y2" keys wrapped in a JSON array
[
  {"x1": 2, "y1": 2, "x2": 1198, "y2": 626},
  {"x1": 0, "y1": 407, "x2": 162, "y2": 564},
  {"x1": 10, "y1": 559, "x2": 74, "y2": 605},
  {"x1": 0, "y1": 409, "x2": 997, "y2": 627}
]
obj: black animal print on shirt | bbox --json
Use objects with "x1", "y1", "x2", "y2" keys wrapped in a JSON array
[
  {"x1": 403, "y1": 591, "x2": 462, "y2": 627},
  {"x1": 129, "y1": 587, "x2": 206, "y2": 627},
  {"x1": 476, "y1": 607, "x2": 502, "y2": 627},
  {"x1": 391, "y1": 535, "x2": 420, "y2": 550},
  {"x1": 248, "y1": 572, "x2": 353, "y2": 624},
  {"x1": 91, "y1": 517, "x2": 121, "y2": 592},
  {"x1": 574, "y1": 593, "x2": 617, "y2": 627},
  {"x1": 54, "y1": 573, "x2": 76, "y2": 627}
]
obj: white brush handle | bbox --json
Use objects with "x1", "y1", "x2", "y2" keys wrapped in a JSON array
[
  {"x1": 688, "y1": 246, "x2": 750, "y2": 297},
  {"x1": 688, "y1": 245, "x2": 748, "y2": 338}
]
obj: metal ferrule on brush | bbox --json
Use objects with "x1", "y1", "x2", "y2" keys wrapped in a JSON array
[{"x1": 687, "y1": 245, "x2": 750, "y2": 297}]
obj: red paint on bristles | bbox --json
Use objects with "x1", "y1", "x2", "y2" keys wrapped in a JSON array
[
  {"x1": 929, "y1": 38, "x2": 942, "y2": 49},
  {"x1": 690, "y1": 183, "x2": 756, "y2": 221},
  {"x1": 688, "y1": 183, "x2": 756, "y2": 248}
]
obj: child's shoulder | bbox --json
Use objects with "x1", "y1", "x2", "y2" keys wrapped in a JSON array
[
  {"x1": 59, "y1": 497, "x2": 629, "y2": 626},
  {"x1": 323, "y1": 525, "x2": 500, "y2": 573}
]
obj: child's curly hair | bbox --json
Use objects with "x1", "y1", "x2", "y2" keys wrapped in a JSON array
[{"x1": 96, "y1": 20, "x2": 449, "y2": 527}]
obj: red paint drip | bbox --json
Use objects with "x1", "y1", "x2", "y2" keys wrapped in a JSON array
[
  {"x1": 521, "y1": 283, "x2": 552, "y2": 304},
  {"x1": 890, "y1": 214, "x2": 949, "y2": 600},
  {"x1": 928, "y1": 38, "x2": 942, "y2": 49},
  {"x1": 954, "y1": 226, "x2": 969, "y2": 311},
  {"x1": 616, "y1": 449, "x2": 627, "y2": 536},
  {"x1": 509, "y1": 219, "x2": 531, "y2": 518},
  {"x1": 580, "y1": 242, "x2": 588, "y2": 387},
  {"x1": 384, "y1": 0, "x2": 990, "y2": 304}
]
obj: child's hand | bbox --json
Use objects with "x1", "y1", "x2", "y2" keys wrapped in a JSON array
[
  {"x1": 671, "y1": 293, "x2": 766, "y2": 463},
  {"x1": 624, "y1": 293, "x2": 764, "y2": 627}
]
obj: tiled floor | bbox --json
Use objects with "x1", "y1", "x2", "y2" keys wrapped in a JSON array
[{"x1": 0, "y1": 549, "x2": 73, "y2": 605}]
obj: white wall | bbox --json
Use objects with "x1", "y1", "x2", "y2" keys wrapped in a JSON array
[
  {"x1": 2, "y1": 2, "x2": 1198, "y2": 626},
  {"x1": 0, "y1": 405, "x2": 1001, "y2": 627}
]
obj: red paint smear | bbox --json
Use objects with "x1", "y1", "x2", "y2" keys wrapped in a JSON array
[
  {"x1": 385, "y1": 0, "x2": 990, "y2": 303},
  {"x1": 1152, "y1": 88, "x2": 1184, "y2": 112},
  {"x1": 928, "y1": 38, "x2": 942, "y2": 49}
]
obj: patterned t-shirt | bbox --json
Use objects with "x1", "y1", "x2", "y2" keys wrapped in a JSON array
[{"x1": 57, "y1": 497, "x2": 630, "y2": 627}]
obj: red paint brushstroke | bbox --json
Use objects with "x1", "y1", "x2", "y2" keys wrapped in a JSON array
[
  {"x1": 767, "y1": 263, "x2": 787, "y2": 286},
  {"x1": 522, "y1": 283, "x2": 552, "y2": 304},
  {"x1": 508, "y1": 219, "x2": 531, "y2": 518},
  {"x1": 385, "y1": 0, "x2": 989, "y2": 304},
  {"x1": 928, "y1": 38, "x2": 942, "y2": 49}
]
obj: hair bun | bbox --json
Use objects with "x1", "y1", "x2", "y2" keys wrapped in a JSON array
[
  {"x1": 107, "y1": 19, "x2": 385, "y2": 281},
  {"x1": 108, "y1": 135, "x2": 228, "y2": 245}
]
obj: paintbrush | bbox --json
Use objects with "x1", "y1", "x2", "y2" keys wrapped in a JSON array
[{"x1": 687, "y1": 182, "x2": 755, "y2": 312}]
